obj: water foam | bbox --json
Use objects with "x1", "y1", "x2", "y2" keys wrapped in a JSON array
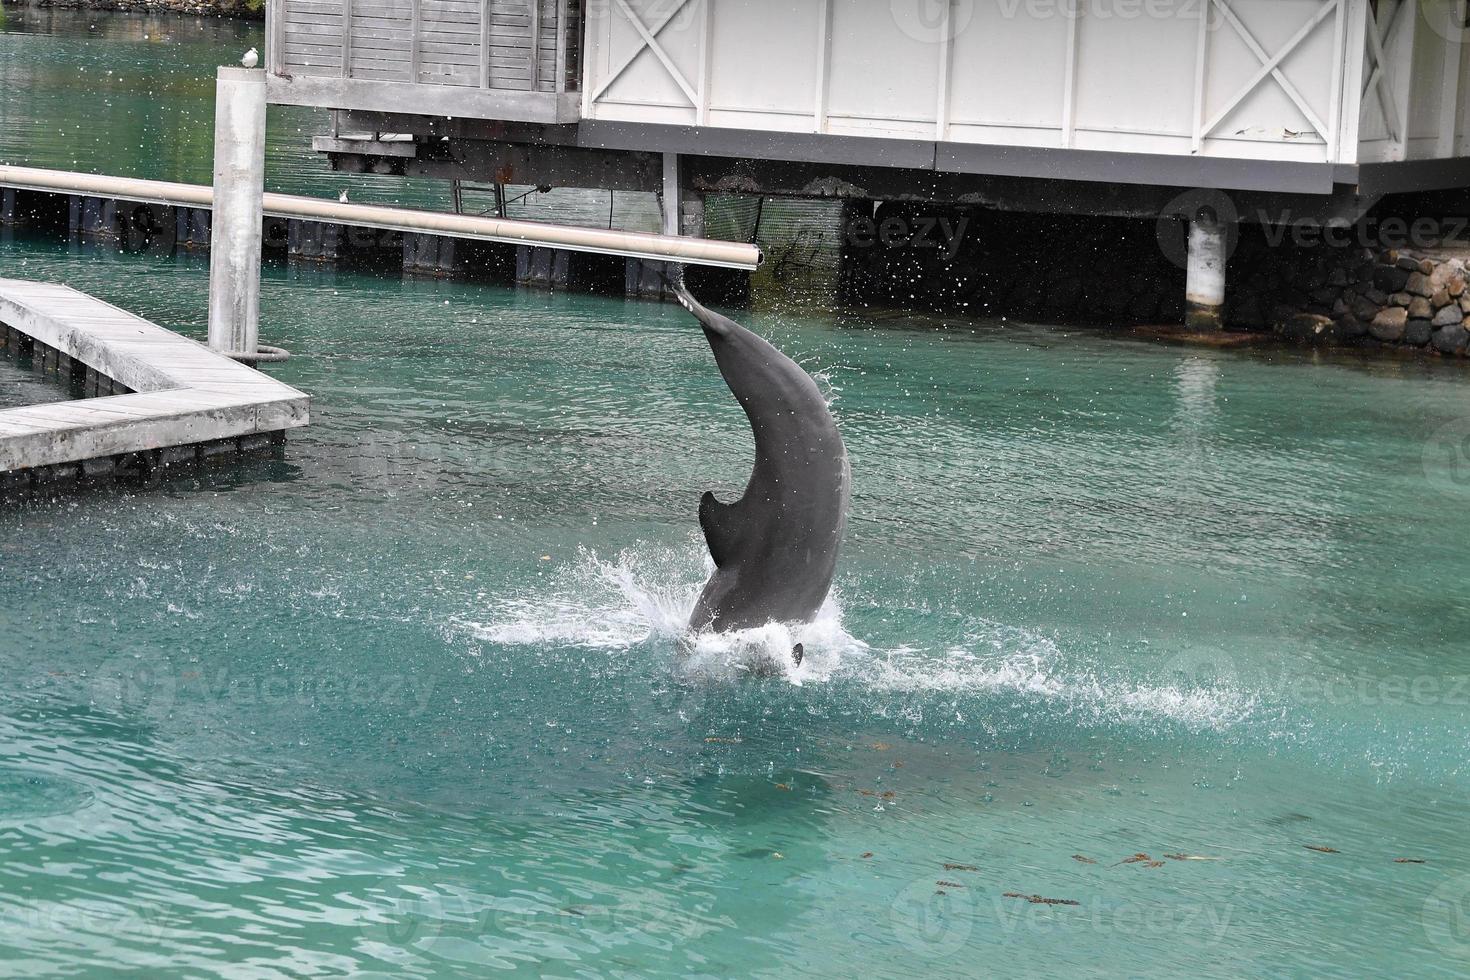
[
  {"x1": 458, "y1": 543, "x2": 1256, "y2": 729},
  {"x1": 861, "y1": 638, "x2": 1257, "y2": 731},
  {"x1": 456, "y1": 541, "x2": 862, "y2": 685}
]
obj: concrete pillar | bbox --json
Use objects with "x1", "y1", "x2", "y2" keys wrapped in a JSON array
[
  {"x1": 206, "y1": 66, "x2": 267, "y2": 356},
  {"x1": 1185, "y1": 210, "x2": 1226, "y2": 331}
]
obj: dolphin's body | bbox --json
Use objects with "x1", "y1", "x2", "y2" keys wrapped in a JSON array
[{"x1": 675, "y1": 282, "x2": 850, "y2": 633}]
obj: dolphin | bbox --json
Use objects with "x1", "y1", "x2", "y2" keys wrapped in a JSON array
[{"x1": 673, "y1": 279, "x2": 850, "y2": 635}]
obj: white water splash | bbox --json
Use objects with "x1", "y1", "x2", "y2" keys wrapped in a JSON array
[
  {"x1": 456, "y1": 541, "x2": 863, "y2": 685},
  {"x1": 458, "y1": 544, "x2": 1256, "y2": 728}
]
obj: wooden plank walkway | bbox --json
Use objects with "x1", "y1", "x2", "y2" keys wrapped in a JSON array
[{"x1": 0, "y1": 278, "x2": 309, "y2": 475}]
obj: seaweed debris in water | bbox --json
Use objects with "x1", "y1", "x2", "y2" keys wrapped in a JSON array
[{"x1": 1004, "y1": 892, "x2": 1081, "y2": 907}]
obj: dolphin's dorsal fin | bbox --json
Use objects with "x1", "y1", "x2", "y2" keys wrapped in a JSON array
[{"x1": 699, "y1": 491, "x2": 742, "y2": 567}]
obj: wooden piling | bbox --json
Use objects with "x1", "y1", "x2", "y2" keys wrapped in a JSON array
[
  {"x1": 516, "y1": 245, "x2": 570, "y2": 289},
  {"x1": 625, "y1": 258, "x2": 672, "y2": 300}
]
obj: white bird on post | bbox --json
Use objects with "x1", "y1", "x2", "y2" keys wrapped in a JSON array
[{"x1": 241, "y1": 48, "x2": 259, "y2": 69}]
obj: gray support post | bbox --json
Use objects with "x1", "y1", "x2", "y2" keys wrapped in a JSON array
[
  {"x1": 147, "y1": 204, "x2": 178, "y2": 253},
  {"x1": 661, "y1": 153, "x2": 681, "y2": 236},
  {"x1": 206, "y1": 66, "x2": 267, "y2": 357},
  {"x1": 637, "y1": 154, "x2": 685, "y2": 300},
  {"x1": 319, "y1": 223, "x2": 343, "y2": 263},
  {"x1": 681, "y1": 190, "x2": 705, "y2": 239},
  {"x1": 100, "y1": 199, "x2": 119, "y2": 239},
  {"x1": 81, "y1": 197, "x2": 101, "y2": 237},
  {"x1": 194, "y1": 209, "x2": 213, "y2": 249},
  {"x1": 516, "y1": 246, "x2": 568, "y2": 289},
  {"x1": 1185, "y1": 210, "x2": 1226, "y2": 331}
]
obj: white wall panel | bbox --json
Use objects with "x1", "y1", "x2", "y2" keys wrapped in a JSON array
[
  {"x1": 1407, "y1": 0, "x2": 1448, "y2": 155},
  {"x1": 574, "y1": 0, "x2": 1465, "y2": 168},
  {"x1": 824, "y1": 3, "x2": 941, "y2": 134},
  {"x1": 946, "y1": 7, "x2": 1069, "y2": 130},
  {"x1": 1073, "y1": 12, "x2": 1198, "y2": 139},
  {"x1": 707, "y1": 0, "x2": 818, "y2": 118}
]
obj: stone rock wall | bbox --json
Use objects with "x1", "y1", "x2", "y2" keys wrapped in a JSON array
[{"x1": 1228, "y1": 232, "x2": 1470, "y2": 355}]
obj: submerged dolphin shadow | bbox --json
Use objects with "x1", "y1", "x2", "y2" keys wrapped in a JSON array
[{"x1": 668, "y1": 272, "x2": 851, "y2": 647}]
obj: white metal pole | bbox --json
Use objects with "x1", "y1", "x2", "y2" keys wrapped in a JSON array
[
  {"x1": 206, "y1": 66, "x2": 267, "y2": 357},
  {"x1": 0, "y1": 165, "x2": 763, "y2": 269}
]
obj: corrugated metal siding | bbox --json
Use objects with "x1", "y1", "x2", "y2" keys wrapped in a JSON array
[
  {"x1": 750, "y1": 198, "x2": 843, "y2": 275},
  {"x1": 704, "y1": 196, "x2": 759, "y2": 243}
]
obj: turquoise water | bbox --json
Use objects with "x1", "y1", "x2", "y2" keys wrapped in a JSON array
[
  {"x1": 5, "y1": 10, "x2": 1470, "y2": 979},
  {"x1": 0, "y1": 355, "x2": 73, "y2": 409}
]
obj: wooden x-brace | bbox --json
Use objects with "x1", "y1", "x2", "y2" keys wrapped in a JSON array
[
  {"x1": 1202, "y1": 0, "x2": 1337, "y2": 141},
  {"x1": 589, "y1": 0, "x2": 698, "y2": 106},
  {"x1": 1361, "y1": 0, "x2": 1412, "y2": 143}
]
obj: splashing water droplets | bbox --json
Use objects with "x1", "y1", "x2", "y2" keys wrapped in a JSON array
[
  {"x1": 456, "y1": 544, "x2": 1255, "y2": 730},
  {"x1": 457, "y1": 540, "x2": 861, "y2": 684}
]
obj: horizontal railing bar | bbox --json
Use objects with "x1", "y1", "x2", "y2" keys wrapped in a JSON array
[{"x1": 0, "y1": 165, "x2": 762, "y2": 270}]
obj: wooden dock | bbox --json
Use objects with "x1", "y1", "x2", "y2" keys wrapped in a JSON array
[{"x1": 0, "y1": 278, "x2": 309, "y2": 488}]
